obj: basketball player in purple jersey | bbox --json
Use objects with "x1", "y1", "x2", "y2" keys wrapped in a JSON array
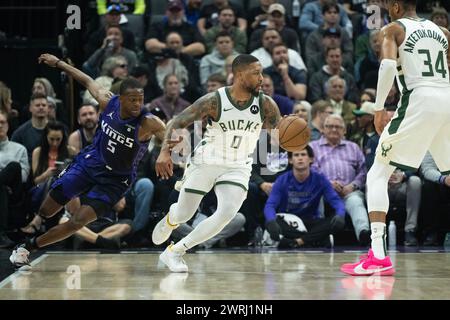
[{"x1": 10, "y1": 53, "x2": 178, "y2": 267}]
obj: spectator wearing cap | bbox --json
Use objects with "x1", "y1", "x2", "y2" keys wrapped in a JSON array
[
  {"x1": 263, "y1": 43, "x2": 307, "y2": 100},
  {"x1": 197, "y1": 0, "x2": 247, "y2": 36},
  {"x1": 304, "y1": 2, "x2": 353, "y2": 67},
  {"x1": 84, "y1": 4, "x2": 136, "y2": 59},
  {"x1": 248, "y1": 4, "x2": 300, "y2": 53},
  {"x1": 96, "y1": 1, "x2": 146, "y2": 15},
  {"x1": 199, "y1": 31, "x2": 239, "y2": 87},
  {"x1": 83, "y1": 25, "x2": 138, "y2": 79},
  {"x1": 299, "y1": 0, "x2": 353, "y2": 40},
  {"x1": 305, "y1": 27, "x2": 354, "y2": 77},
  {"x1": 145, "y1": 0, "x2": 205, "y2": 57},
  {"x1": 348, "y1": 101, "x2": 376, "y2": 152},
  {"x1": 204, "y1": 6, "x2": 248, "y2": 53},
  {"x1": 250, "y1": 28, "x2": 307, "y2": 71},
  {"x1": 308, "y1": 47, "x2": 359, "y2": 104}
]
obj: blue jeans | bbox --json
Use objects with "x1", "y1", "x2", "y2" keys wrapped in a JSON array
[{"x1": 131, "y1": 178, "x2": 154, "y2": 233}]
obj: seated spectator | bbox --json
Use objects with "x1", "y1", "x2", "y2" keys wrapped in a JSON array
[
  {"x1": 310, "y1": 114, "x2": 370, "y2": 246},
  {"x1": 247, "y1": 0, "x2": 276, "y2": 34},
  {"x1": 84, "y1": 4, "x2": 137, "y2": 59},
  {"x1": 299, "y1": 0, "x2": 353, "y2": 40},
  {"x1": 200, "y1": 31, "x2": 239, "y2": 87},
  {"x1": 171, "y1": 190, "x2": 246, "y2": 249},
  {"x1": 293, "y1": 100, "x2": 312, "y2": 124},
  {"x1": 263, "y1": 43, "x2": 307, "y2": 100},
  {"x1": 261, "y1": 73, "x2": 294, "y2": 116},
  {"x1": 0, "y1": 82, "x2": 19, "y2": 135},
  {"x1": 149, "y1": 74, "x2": 191, "y2": 121},
  {"x1": 68, "y1": 104, "x2": 99, "y2": 155},
  {"x1": 304, "y1": 2, "x2": 354, "y2": 67},
  {"x1": 348, "y1": 101, "x2": 376, "y2": 151},
  {"x1": 264, "y1": 146, "x2": 346, "y2": 248},
  {"x1": 197, "y1": 0, "x2": 247, "y2": 36},
  {"x1": 364, "y1": 106, "x2": 421, "y2": 246},
  {"x1": 251, "y1": 28, "x2": 307, "y2": 70},
  {"x1": 0, "y1": 111, "x2": 30, "y2": 247},
  {"x1": 204, "y1": 6, "x2": 247, "y2": 53},
  {"x1": 20, "y1": 121, "x2": 76, "y2": 235},
  {"x1": 248, "y1": 4, "x2": 300, "y2": 52},
  {"x1": 360, "y1": 88, "x2": 376, "y2": 104},
  {"x1": 309, "y1": 100, "x2": 334, "y2": 141},
  {"x1": 430, "y1": 6, "x2": 449, "y2": 28},
  {"x1": 206, "y1": 73, "x2": 227, "y2": 93},
  {"x1": 308, "y1": 47, "x2": 359, "y2": 104},
  {"x1": 242, "y1": 130, "x2": 290, "y2": 245},
  {"x1": 419, "y1": 151, "x2": 450, "y2": 246},
  {"x1": 355, "y1": 29, "x2": 381, "y2": 89},
  {"x1": 324, "y1": 75, "x2": 357, "y2": 128},
  {"x1": 306, "y1": 27, "x2": 355, "y2": 77},
  {"x1": 60, "y1": 197, "x2": 132, "y2": 250},
  {"x1": 12, "y1": 93, "x2": 49, "y2": 163},
  {"x1": 144, "y1": 31, "x2": 202, "y2": 102},
  {"x1": 82, "y1": 25, "x2": 137, "y2": 79},
  {"x1": 145, "y1": 0, "x2": 205, "y2": 57},
  {"x1": 83, "y1": 55, "x2": 129, "y2": 105}
]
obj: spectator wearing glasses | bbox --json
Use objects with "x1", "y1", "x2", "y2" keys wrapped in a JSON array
[
  {"x1": 83, "y1": 25, "x2": 137, "y2": 79},
  {"x1": 310, "y1": 114, "x2": 370, "y2": 246}
]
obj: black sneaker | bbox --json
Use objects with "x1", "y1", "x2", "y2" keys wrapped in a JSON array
[
  {"x1": 404, "y1": 231, "x2": 418, "y2": 246},
  {"x1": 278, "y1": 238, "x2": 299, "y2": 249}
]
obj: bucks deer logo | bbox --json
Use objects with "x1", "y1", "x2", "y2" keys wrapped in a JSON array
[{"x1": 381, "y1": 143, "x2": 392, "y2": 157}]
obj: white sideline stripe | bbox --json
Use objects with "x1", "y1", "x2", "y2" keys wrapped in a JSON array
[{"x1": 0, "y1": 254, "x2": 48, "y2": 289}]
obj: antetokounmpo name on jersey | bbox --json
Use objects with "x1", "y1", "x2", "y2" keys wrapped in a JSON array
[
  {"x1": 404, "y1": 29, "x2": 449, "y2": 53},
  {"x1": 101, "y1": 120, "x2": 134, "y2": 148},
  {"x1": 218, "y1": 120, "x2": 261, "y2": 133}
]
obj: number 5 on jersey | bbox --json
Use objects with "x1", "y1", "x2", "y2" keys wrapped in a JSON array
[{"x1": 107, "y1": 139, "x2": 117, "y2": 153}]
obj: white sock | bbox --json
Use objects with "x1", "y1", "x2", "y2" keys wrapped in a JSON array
[{"x1": 371, "y1": 222, "x2": 386, "y2": 259}]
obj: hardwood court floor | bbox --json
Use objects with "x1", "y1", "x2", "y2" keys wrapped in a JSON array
[{"x1": 1, "y1": 250, "x2": 450, "y2": 300}]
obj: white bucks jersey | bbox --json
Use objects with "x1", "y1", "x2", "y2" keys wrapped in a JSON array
[
  {"x1": 396, "y1": 17, "x2": 450, "y2": 92},
  {"x1": 192, "y1": 87, "x2": 264, "y2": 166}
]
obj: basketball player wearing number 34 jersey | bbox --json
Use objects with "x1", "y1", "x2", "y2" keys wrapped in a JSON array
[{"x1": 341, "y1": 0, "x2": 450, "y2": 276}]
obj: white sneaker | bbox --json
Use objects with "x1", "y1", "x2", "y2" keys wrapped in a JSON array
[
  {"x1": 152, "y1": 214, "x2": 178, "y2": 245},
  {"x1": 10, "y1": 245, "x2": 30, "y2": 268},
  {"x1": 160, "y1": 245, "x2": 188, "y2": 273}
]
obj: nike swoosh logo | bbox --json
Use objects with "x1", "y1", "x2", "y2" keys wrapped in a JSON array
[
  {"x1": 224, "y1": 108, "x2": 233, "y2": 112},
  {"x1": 353, "y1": 263, "x2": 393, "y2": 275}
]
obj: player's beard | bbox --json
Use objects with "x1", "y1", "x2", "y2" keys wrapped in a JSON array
[{"x1": 246, "y1": 83, "x2": 260, "y2": 97}]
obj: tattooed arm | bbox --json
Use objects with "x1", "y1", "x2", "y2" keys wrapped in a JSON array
[
  {"x1": 262, "y1": 94, "x2": 282, "y2": 131},
  {"x1": 156, "y1": 92, "x2": 219, "y2": 179}
]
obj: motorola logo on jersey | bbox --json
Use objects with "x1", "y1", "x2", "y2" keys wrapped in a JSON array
[
  {"x1": 250, "y1": 105, "x2": 259, "y2": 114},
  {"x1": 101, "y1": 120, "x2": 134, "y2": 148}
]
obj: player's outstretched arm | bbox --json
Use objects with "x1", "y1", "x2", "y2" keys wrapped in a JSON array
[
  {"x1": 155, "y1": 92, "x2": 219, "y2": 180},
  {"x1": 38, "y1": 53, "x2": 112, "y2": 112}
]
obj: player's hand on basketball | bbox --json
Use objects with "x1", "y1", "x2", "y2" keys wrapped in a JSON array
[
  {"x1": 374, "y1": 110, "x2": 388, "y2": 135},
  {"x1": 155, "y1": 151, "x2": 173, "y2": 180},
  {"x1": 38, "y1": 53, "x2": 60, "y2": 67},
  {"x1": 265, "y1": 220, "x2": 281, "y2": 241}
]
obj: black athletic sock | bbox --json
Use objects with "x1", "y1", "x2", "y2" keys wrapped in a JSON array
[{"x1": 24, "y1": 237, "x2": 39, "y2": 251}]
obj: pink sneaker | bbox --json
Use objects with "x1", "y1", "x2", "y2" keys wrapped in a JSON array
[{"x1": 341, "y1": 249, "x2": 395, "y2": 276}]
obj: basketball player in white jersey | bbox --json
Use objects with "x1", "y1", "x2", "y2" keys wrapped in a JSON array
[
  {"x1": 341, "y1": 0, "x2": 450, "y2": 276},
  {"x1": 152, "y1": 54, "x2": 282, "y2": 272}
]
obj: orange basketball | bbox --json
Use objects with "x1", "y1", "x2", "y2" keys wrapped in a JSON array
[{"x1": 277, "y1": 115, "x2": 311, "y2": 152}]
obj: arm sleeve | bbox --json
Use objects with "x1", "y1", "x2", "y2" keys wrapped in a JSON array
[{"x1": 374, "y1": 59, "x2": 397, "y2": 111}]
